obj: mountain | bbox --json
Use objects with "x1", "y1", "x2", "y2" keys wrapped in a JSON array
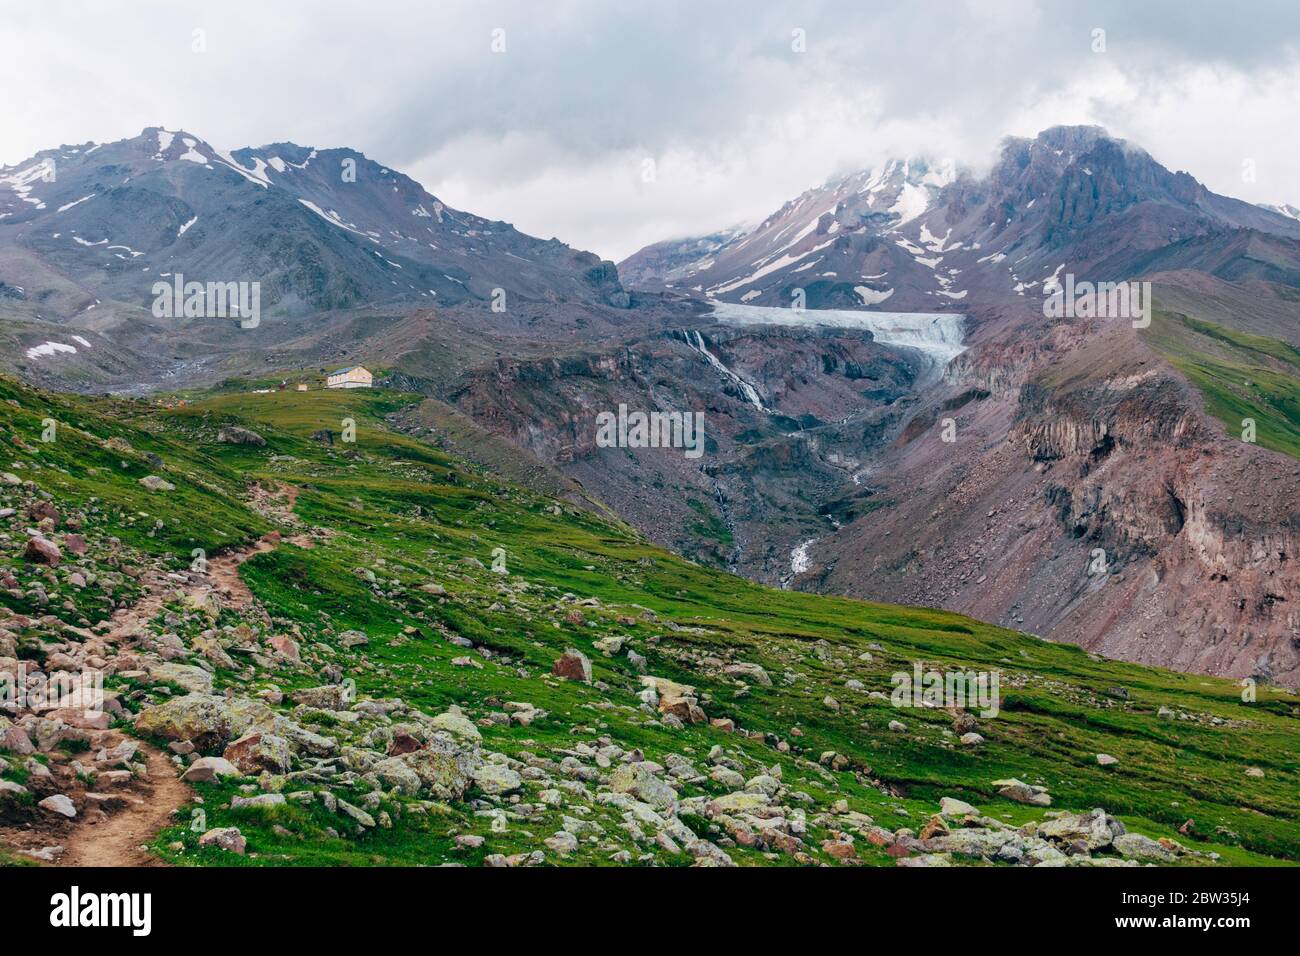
[
  {"x1": 0, "y1": 373, "x2": 1295, "y2": 868},
  {"x1": 622, "y1": 127, "x2": 1300, "y2": 314},
  {"x1": 619, "y1": 157, "x2": 961, "y2": 310},
  {"x1": 1260, "y1": 202, "x2": 1300, "y2": 222},
  {"x1": 616, "y1": 225, "x2": 751, "y2": 290},
  {"x1": 0, "y1": 128, "x2": 629, "y2": 387}
]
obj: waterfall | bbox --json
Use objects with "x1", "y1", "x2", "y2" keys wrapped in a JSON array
[{"x1": 683, "y1": 329, "x2": 766, "y2": 410}]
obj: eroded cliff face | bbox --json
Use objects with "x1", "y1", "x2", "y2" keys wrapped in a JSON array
[
  {"x1": 1014, "y1": 358, "x2": 1299, "y2": 681},
  {"x1": 442, "y1": 324, "x2": 926, "y2": 576},
  {"x1": 807, "y1": 321, "x2": 1300, "y2": 686},
  {"x1": 450, "y1": 351, "x2": 639, "y2": 463}
]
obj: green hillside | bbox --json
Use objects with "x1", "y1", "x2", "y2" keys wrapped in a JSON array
[
  {"x1": 1144, "y1": 309, "x2": 1300, "y2": 460},
  {"x1": 0, "y1": 376, "x2": 1297, "y2": 867}
]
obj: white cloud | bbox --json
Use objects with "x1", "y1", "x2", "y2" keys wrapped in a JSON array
[{"x1": 2, "y1": 0, "x2": 1299, "y2": 260}]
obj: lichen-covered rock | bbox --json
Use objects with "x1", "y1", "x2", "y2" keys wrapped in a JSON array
[
  {"x1": 938, "y1": 797, "x2": 978, "y2": 817},
  {"x1": 271, "y1": 717, "x2": 337, "y2": 757},
  {"x1": 217, "y1": 425, "x2": 266, "y2": 447},
  {"x1": 993, "y1": 778, "x2": 1051, "y2": 806},
  {"x1": 710, "y1": 766, "x2": 744, "y2": 789},
  {"x1": 199, "y1": 827, "x2": 246, "y2": 854},
  {"x1": 231, "y1": 793, "x2": 286, "y2": 810},
  {"x1": 183, "y1": 589, "x2": 222, "y2": 620},
  {"x1": 134, "y1": 694, "x2": 236, "y2": 752},
  {"x1": 1038, "y1": 808, "x2": 1120, "y2": 850},
  {"x1": 608, "y1": 762, "x2": 676, "y2": 809},
  {"x1": 338, "y1": 629, "x2": 369, "y2": 648},
  {"x1": 290, "y1": 685, "x2": 349, "y2": 711},
  {"x1": 1, "y1": 725, "x2": 35, "y2": 755},
  {"x1": 545, "y1": 831, "x2": 579, "y2": 854},
  {"x1": 181, "y1": 756, "x2": 240, "y2": 782},
  {"x1": 399, "y1": 737, "x2": 479, "y2": 800},
  {"x1": 925, "y1": 828, "x2": 1023, "y2": 859},
  {"x1": 471, "y1": 763, "x2": 522, "y2": 795},
  {"x1": 0, "y1": 779, "x2": 30, "y2": 818},
  {"x1": 223, "y1": 732, "x2": 291, "y2": 774},
  {"x1": 707, "y1": 791, "x2": 770, "y2": 815},
  {"x1": 1112, "y1": 832, "x2": 1178, "y2": 862},
  {"x1": 429, "y1": 709, "x2": 482, "y2": 743},
  {"x1": 722, "y1": 662, "x2": 771, "y2": 685},
  {"x1": 370, "y1": 757, "x2": 423, "y2": 795},
  {"x1": 135, "y1": 694, "x2": 283, "y2": 754},
  {"x1": 337, "y1": 799, "x2": 375, "y2": 828},
  {"x1": 227, "y1": 697, "x2": 278, "y2": 735},
  {"x1": 148, "y1": 662, "x2": 214, "y2": 695}
]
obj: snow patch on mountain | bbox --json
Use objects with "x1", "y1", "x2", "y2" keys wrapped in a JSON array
[
  {"x1": 56, "y1": 194, "x2": 95, "y2": 213},
  {"x1": 210, "y1": 148, "x2": 271, "y2": 188},
  {"x1": 298, "y1": 199, "x2": 375, "y2": 240},
  {"x1": 178, "y1": 138, "x2": 209, "y2": 165},
  {"x1": 889, "y1": 182, "x2": 931, "y2": 225},
  {"x1": 709, "y1": 239, "x2": 835, "y2": 295},
  {"x1": 1260, "y1": 202, "x2": 1300, "y2": 222},
  {"x1": 25, "y1": 341, "x2": 77, "y2": 359},
  {"x1": 854, "y1": 285, "x2": 894, "y2": 305},
  {"x1": 791, "y1": 539, "x2": 816, "y2": 574}
]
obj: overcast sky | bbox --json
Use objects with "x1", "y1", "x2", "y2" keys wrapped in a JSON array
[{"x1": 4, "y1": 1, "x2": 1299, "y2": 260}]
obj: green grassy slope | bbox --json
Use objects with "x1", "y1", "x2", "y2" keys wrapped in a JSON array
[
  {"x1": 1143, "y1": 309, "x2": 1300, "y2": 460},
  {"x1": 1, "y1": 377, "x2": 1297, "y2": 866}
]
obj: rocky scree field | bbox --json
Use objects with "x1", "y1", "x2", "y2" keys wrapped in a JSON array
[{"x1": 0, "y1": 378, "x2": 1296, "y2": 867}]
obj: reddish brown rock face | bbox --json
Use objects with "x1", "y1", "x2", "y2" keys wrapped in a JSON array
[
  {"x1": 27, "y1": 501, "x2": 60, "y2": 526},
  {"x1": 386, "y1": 732, "x2": 423, "y2": 756},
  {"x1": 822, "y1": 839, "x2": 857, "y2": 860},
  {"x1": 223, "y1": 733, "x2": 290, "y2": 774},
  {"x1": 268, "y1": 634, "x2": 300, "y2": 662},
  {"x1": 551, "y1": 648, "x2": 592, "y2": 683},
  {"x1": 806, "y1": 316, "x2": 1300, "y2": 688},
  {"x1": 24, "y1": 535, "x2": 61, "y2": 567}
]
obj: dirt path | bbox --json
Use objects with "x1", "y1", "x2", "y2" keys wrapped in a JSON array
[
  {"x1": 2, "y1": 483, "x2": 306, "y2": 866},
  {"x1": 51, "y1": 535, "x2": 282, "y2": 866},
  {"x1": 206, "y1": 534, "x2": 280, "y2": 610},
  {"x1": 57, "y1": 735, "x2": 192, "y2": 867},
  {"x1": 102, "y1": 482, "x2": 309, "y2": 638}
]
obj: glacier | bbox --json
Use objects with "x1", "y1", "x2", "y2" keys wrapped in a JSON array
[{"x1": 709, "y1": 302, "x2": 967, "y2": 365}]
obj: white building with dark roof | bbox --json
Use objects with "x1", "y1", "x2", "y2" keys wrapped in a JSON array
[{"x1": 327, "y1": 366, "x2": 373, "y2": 389}]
